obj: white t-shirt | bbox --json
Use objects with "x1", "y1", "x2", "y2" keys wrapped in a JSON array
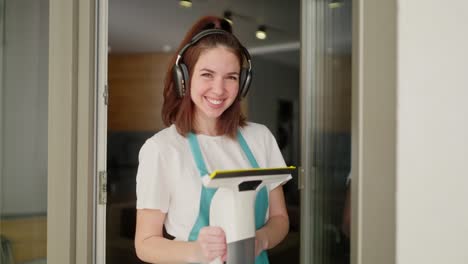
[{"x1": 136, "y1": 122, "x2": 291, "y2": 241}]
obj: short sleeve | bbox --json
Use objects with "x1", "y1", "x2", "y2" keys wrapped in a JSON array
[
  {"x1": 264, "y1": 127, "x2": 292, "y2": 191},
  {"x1": 135, "y1": 139, "x2": 170, "y2": 212}
]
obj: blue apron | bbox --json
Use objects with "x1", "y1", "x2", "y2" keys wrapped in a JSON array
[{"x1": 187, "y1": 130, "x2": 269, "y2": 264}]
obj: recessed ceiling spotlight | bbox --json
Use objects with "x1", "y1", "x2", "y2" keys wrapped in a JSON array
[
  {"x1": 179, "y1": 0, "x2": 192, "y2": 8},
  {"x1": 329, "y1": 0, "x2": 342, "y2": 9},
  {"x1": 256, "y1": 25, "x2": 267, "y2": 40},
  {"x1": 162, "y1": 45, "x2": 172, "y2": 53}
]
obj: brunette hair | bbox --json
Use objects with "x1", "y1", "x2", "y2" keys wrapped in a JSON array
[{"x1": 161, "y1": 16, "x2": 247, "y2": 138}]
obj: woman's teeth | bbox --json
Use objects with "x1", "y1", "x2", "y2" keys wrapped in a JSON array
[{"x1": 206, "y1": 98, "x2": 223, "y2": 105}]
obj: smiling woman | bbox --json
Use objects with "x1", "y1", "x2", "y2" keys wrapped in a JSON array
[{"x1": 133, "y1": 16, "x2": 292, "y2": 264}]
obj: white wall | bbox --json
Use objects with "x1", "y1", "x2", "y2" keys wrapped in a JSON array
[
  {"x1": 1, "y1": 0, "x2": 48, "y2": 215},
  {"x1": 397, "y1": 1, "x2": 468, "y2": 263}
]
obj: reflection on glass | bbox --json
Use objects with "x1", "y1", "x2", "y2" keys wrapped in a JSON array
[
  {"x1": 0, "y1": 0, "x2": 48, "y2": 264},
  {"x1": 310, "y1": 0, "x2": 352, "y2": 263}
]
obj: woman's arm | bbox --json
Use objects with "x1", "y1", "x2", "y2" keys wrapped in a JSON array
[
  {"x1": 135, "y1": 209, "x2": 197, "y2": 263},
  {"x1": 255, "y1": 185, "x2": 290, "y2": 255},
  {"x1": 135, "y1": 209, "x2": 227, "y2": 263}
]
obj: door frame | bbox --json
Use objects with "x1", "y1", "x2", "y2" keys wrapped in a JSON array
[
  {"x1": 94, "y1": 0, "x2": 109, "y2": 263},
  {"x1": 48, "y1": 0, "x2": 96, "y2": 263},
  {"x1": 351, "y1": 1, "x2": 397, "y2": 264},
  {"x1": 47, "y1": 0, "x2": 398, "y2": 263},
  {"x1": 299, "y1": 0, "x2": 317, "y2": 263},
  {"x1": 92, "y1": 0, "x2": 323, "y2": 263}
]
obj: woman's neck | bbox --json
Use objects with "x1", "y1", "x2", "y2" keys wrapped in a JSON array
[{"x1": 194, "y1": 116, "x2": 219, "y2": 136}]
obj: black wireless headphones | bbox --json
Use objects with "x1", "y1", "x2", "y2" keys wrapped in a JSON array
[{"x1": 172, "y1": 29, "x2": 252, "y2": 98}]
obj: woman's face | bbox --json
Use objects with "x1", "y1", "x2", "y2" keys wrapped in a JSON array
[{"x1": 190, "y1": 46, "x2": 240, "y2": 124}]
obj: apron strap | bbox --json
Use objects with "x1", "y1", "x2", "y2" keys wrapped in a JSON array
[
  {"x1": 237, "y1": 130, "x2": 259, "y2": 168},
  {"x1": 187, "y1": 132, "x2": 216, "y2": 241},
  {"x1": 187, "y1": 132, "x2": 209, "y2": 176},
  {"x1": 237, "y1": 130, "x2": 269, "y2": 230}
]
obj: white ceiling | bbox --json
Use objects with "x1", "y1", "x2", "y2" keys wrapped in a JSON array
[{"x1": 108, "y1": 0, "x2": 301, "y2": 67}]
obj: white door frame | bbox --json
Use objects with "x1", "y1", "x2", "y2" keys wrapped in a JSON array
[
  {"x1": 94, "y1": 0, "x2": 109, "y2": 263},
  {"x1": 48, "y1": 0, "x2": 97, "y2": 263}
]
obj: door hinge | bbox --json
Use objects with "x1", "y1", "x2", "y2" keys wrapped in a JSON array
[
  {"x1": 99, "y1": 171, "x2": 107, "y2": 204},
  {"x1": 298, "y1": 166, "x2": 305, "y2": 190},
  {"x1": 103, "y1": 84, "x2": 109, "y2": 106}
]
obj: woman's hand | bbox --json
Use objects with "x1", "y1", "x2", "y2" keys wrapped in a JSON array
[
  {"x1": 255, "y1": 229, "x2": 269, "y2": 256},
  {"x1": 194, "y1": 226, "x2": 227, "y2": 263}
]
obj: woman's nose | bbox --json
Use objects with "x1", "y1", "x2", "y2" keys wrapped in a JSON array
[{"x1": 211, "y1": 77, "x2": 225, "y2": 95}]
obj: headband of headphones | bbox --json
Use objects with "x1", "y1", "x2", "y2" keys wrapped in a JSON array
[{"x1": 172, "y1": 29, "x2": 253, "y2": 98}]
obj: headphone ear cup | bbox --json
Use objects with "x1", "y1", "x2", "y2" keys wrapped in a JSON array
[
  {"x1": 172, "y1": 64, "x2": 184, "y2": 97},
  {"x1": 172, "y1": 63, "x2": 190, "y2": 97},
  {"x1": 180, "y1": 63, "x2": 190, "y2": 96},
  {"x1": 239, "y1": 68, "x2": 252, "y2": 97}
]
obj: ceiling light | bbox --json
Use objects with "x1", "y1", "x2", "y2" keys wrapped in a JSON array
[
  {"x1": 162, "y1": 45, "x2": 172, "y2": 53},
  {"x1": 256, "y1": 25, "x2": 267, "y2": 40},
  {"x1": 223, "y1": 10, "x2": 233, "y2": 25},
  {"x1": 329, "y1": 0, "x2": 342, "y2": 9},
  {"x1": 179, "y1": 0, "x2": 192, "y2": 8}
]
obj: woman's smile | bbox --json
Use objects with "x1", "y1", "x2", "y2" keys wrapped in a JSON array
[{"x1": 205, "y1": 96, "x2": 224, "y2": 106}]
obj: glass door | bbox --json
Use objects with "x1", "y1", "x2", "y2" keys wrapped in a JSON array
[
  {"x1": 301, "y1": 0, "x2": 352, "y2": 263},
  {"x1": 0, "y1": 0, "x2": 49, "y2": 263}
]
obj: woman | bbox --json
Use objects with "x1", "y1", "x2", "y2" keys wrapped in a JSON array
[{"x1": 134, "y1": 16, "x2": 291, "y2": 263}]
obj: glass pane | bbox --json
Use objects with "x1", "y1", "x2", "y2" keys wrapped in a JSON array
[
  {"x1": 247, "y1": 12, "x2": 301, "y2": 264},
  {"x1": 310, "y1": 0, "x2": 352, "y2": 263},
  {"x1": 0, "y1": 0, "x2": 48, "y2": 264}
]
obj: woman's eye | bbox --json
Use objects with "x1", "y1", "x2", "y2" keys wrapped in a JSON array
[
  {"x1": 201, "y1": 73, "x2": 213, "y2": 78},
  {"x1": 227, "y1": 76, "x2": 238, "y2": 81}
]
